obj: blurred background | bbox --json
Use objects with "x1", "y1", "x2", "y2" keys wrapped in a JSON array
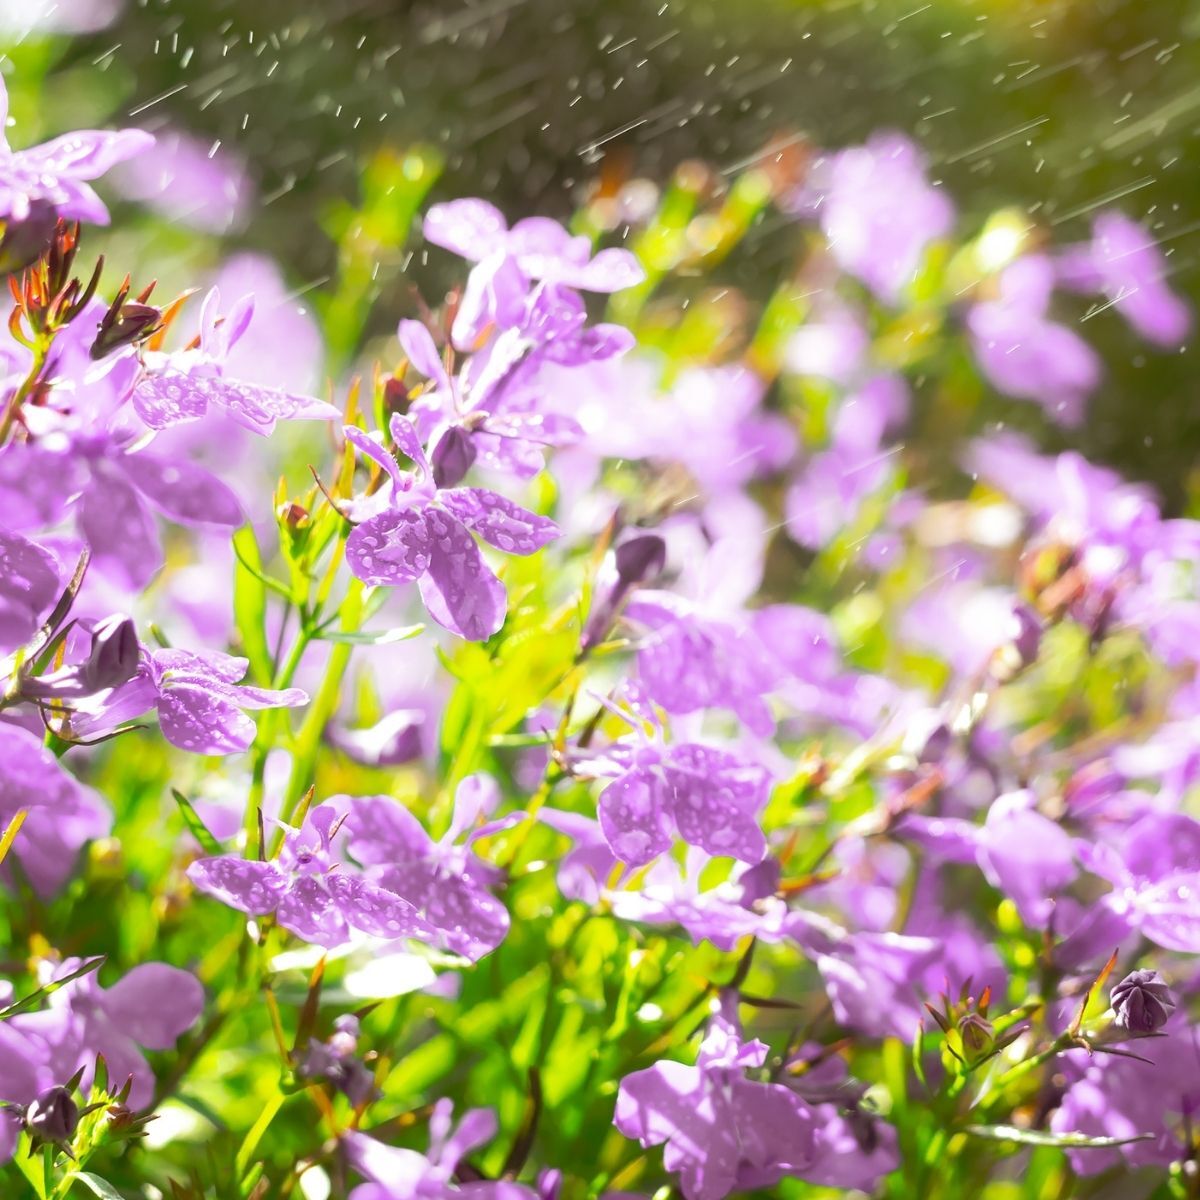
[{"x1": 3, "y1": 0, "x2": 1198, "y2": 495}]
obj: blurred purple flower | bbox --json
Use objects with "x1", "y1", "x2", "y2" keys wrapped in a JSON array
[
  {"x1": 424, "y1": 199, "x2": 645, "y2": 292},
  {"x1": 0, "y1": 529, "x2": 58, "y2": 653},
  {"x1": 1058, "y1": 211, "x2": 1190, "y2": 347},
  {"x1": 0, "y1": 76, "x2": 152, "y2": 225},
  {"x1": 967, "y1": 256, "x2": 1102, "y2": 426},
  {"x1": 11, "y1": 959, "x2": 203, "y2": 1108},
  {"x1": 802, "y1": 132, "x2": 953, "y2": 301}
]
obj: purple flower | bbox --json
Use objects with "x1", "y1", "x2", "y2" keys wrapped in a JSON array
[
  {"x1": 625, "y1": 591, "x2": 778, "y2": 737},
  {"x1": 11, "y1": 960, "x2": 203, "y2": 1108},
  {"x1": 0, "y1": 75, "x2": 153, "y2": 225},
  {"x1": 580, "y1": 691, "x2": 769, "y2": 868},
  {"x1": 967, "y1": 256, "x2": 1102, "y2": 426},
  {"x1": 72, "y1": 646, "x2": 307, "y2": 754},
  {"x1": 975, "y1": 791, "x2": 1077, "y2": 928},
  {"x1": 1111, "y1": 969, "x2": 1175, "y2": 1034},
  {"x1": 346, "y1": 1099, "x2": 501, "y2": 1200},
  {"x1": 424, "y1": 199, "x2": 645, "y2": 293},
  {"x1": 133, "y1": 288, "x2": 339, "y2": 436},
  {"x1": 1051, "y1": 1018, "x2": 1200, "y2": 1175},
  {"x1": 0, "y1": 529, "x2": 58, "y2": 653},
  {"x1": 399, "y1": 317, "x2": 586, "y2": 485},
  {"x1": 188, "y1": 802, "x2": 434, "y2": 949},
  {"x1": 801, "y1": 132, "x2": 953, "y2": 302},
  {"x1": 614, "y1": 1005, "x2": 816, "y2": 1200},
  {"x1": 580, "y1": 530, "x2": 666, "y2": 653},
  {"x1": 19, "y1": 613, "x2": 139, "y2": 702},
  {"x1": 0, "y1": 723, "x2": 94, "y2": 817},
  {"x1": 344, "y1": 775, "x2": 521, "y2": 961},
  {"x1": 344, "y1": 413, "x2": 559, "y2": 641},
  {"x1": 1058, "y1": 211, "x2": 1190, "y2": 347},
  {"x1": 110, "y1": 128, "x2": 251, "y2": 234}
]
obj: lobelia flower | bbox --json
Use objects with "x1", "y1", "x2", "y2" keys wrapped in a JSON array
[
  {"x1": 424, "y1": 198, "x2": 645, "y2": 294},
  {"x1": 132, "y1": 288, "x2": 339, "y2": 436},
  {"x1": 188, "y1": 802, "x2": 435, "y2": 949},
  {"x1": 296, "y1": 1015, "x2": 378, "y2": 1108},
  {"x1": 344, "y1": 774, "x2": 521, "y2": 961},
  {"x1": 398, "y1": 317, "x2": 586, "y2": 486},
  {"x1": 579, "y1": 530, "x2": 667, "y2": 653},
  {"x1": 798, "y1": 132, "x2": 953, "y2": 302},
  {"x1": 578, "y1": 686, "x2": 770, "y2": 868},
  {"x1": 18, "y1": 613, "x2": 139, "y2": 703},
  {"x1": 1110, "y1": 969, "x2": 1175, "y2": 1034},
  {"x1": 0, "y1": 529, "x2": 59, "y2": 653},
  {"x1": 70, "y1": 645, "x2": 307, "y2": 754},
  {"x1": 9, "y1": 960, "x2": 203, "y2": 1108},
  {"x1": 345, "y1": 1099, "x2": 509, "y2": 1200},
  {"x1": 0, "y1": 75, "x2": 153, "y2": 227},
  {"x1": 1050, "y1": 1016, "x2": 1200, "y2": 1176},
  {"x1": 1058, "y1": 211, "x2": 1190, "y2": 347},
  {"x1": 343, "y1": 413, "x2": 559, "y2": 641},
  {"x1": 614, "y1": 1000, "x2": 816, "y2": 1200},
  {"x1": 787, "y1": 911, "x2": 941, "y2": 1040},
  {"x1": 966, "y1": 255, "x2": 1102, "y2": 426}
]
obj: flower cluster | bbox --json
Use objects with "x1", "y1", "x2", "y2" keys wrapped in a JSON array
[{"x1": 2, "y1": 60, "x2": 1200, "y2": 1200}]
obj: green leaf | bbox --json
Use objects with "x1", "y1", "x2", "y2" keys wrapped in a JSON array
[
  {"x1": 170, "y1": 789, "x2": 224, "y2": 856},
  {"x1": 964, "y1": 1123, "x2": 1155, "y2": 1149},
  {"x1": 232, "y1": 525, "x2": 278, "y2": 685},
  {"x1": 68, "y1": 1173, "x2": 126, "y2": 1199},
  {"x1": 316, "y1": 623, "x2": 423, "y2": 645}
]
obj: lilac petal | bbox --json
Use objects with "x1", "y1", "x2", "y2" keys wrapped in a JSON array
[
  {"x1": 0, "y1": 724, "x2": 82, "y2": 812},
  {"x1": 598, "y1": 767, "x2": 674, "y2": 867},
  {"x1": 484, "y1": 410, "x2": 582, "y2": 447},
  {"x1": 324, "y1": 873, "x2": 433, "y2": 940},
  {"x1": 664, "y1": 746, "x2": 768, "y2": 864},
  {"x1": 453, "y1": 253, "x2": 529, "y2": 349},
  {"x1": 1133, "y1": 872, "x2": 1200, "y2": 952},
  {"x1": 344, "y1": 795, "x2": 434, "y2": 865},
  {"x1": 0, "y1": 530, "x2": 59, "y2": 653},
  {"x1": 277, "y1": 877, "x2": 350, "y2": 947},
  {"x1": 186, "y1": 856, "x2": 288, "y2": 916},
  {"x1": 424, "y1": 198, "x2": 508, "y2": 261},
  {"x1": 232, "y1": 683, "x2": 308, "y2": 710},
  {"x1": 506, "y1": 216, "x2": 581, "y2": 268},
  {"x1": 132, "y1": 369, "x2": 210, "y2": 429},
  {"x1": 445, "y1": 773, "x2": 503, "y2": 843},
  {"x1": 344, "y1": 425, "x2": 407, "y2": 493},
  {"x1": 78, "y1": 472, "x2": 162, "y2": 591},
  {"x1": 346, "y1": 506, "x2": 434, "y2": 587},
  {"x1": 153, "y1": 648, "x2": 249, "y2": 684},
  {"x1": 558, "y1": 247, "x2": 646, "y2": 293},
  {"x1": 418, "y1": 510, "x2": 507, "y2": 641},
  {"x1": 438, "y1": 488, "x2": 560, "y2": 555},
  {"x1": 119, "y1": 451, "x2": 244, "y2": 528},
  {"x1": 100, "y1": 964, "x2": 203, "y2": 1049},
  {"x1": 200, "y1": 375, "x2": 339, "y2": 435},
  {"x1": 20, "y1": 128, "x2": 155, "y2": 180},
  {"x1": 398, "y1": 319, "x2": 452, "y2": 394},
  {"x1": 157, "y1": 681, "x2": 258, "y2": 754},
  {"x1": 389, "y1": 413, "x2": 434, "y2": 479}
]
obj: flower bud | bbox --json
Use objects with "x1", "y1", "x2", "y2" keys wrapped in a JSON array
[
  {"x1": 957, "y1": 1011, "x2": 994, "y2": 1058},
  {"x1": 84, "y1": 615, "x2": 140, "y2": 692},
  {"x1": 1111, "y1": 969, "x2": 1175, "y2": 1034},
  {"x1": 25, "y1": 1086, "x2": 78, "y2": 1145},
  {"x1": 431, "y1": 426, "x2": 478, "y2": 489},
  {"x1": 91, "y1": 300, "x2": 162, "y2": 360},
  {"x1": 580, "y1": 532, "x2": 667, "y2": 653}
]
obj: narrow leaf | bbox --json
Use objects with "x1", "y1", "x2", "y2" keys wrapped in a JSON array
[
  {"x1": 965, "y1": 1123, "x2": 1155, "y2": 1149},
  {"x1": 171, "y1": 789, "x2": 224, "y2": 857}
]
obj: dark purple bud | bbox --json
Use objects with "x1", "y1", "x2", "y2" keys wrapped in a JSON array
[
  {"x1": 580, "y1": 532, "x2": 667, "y2": 653},
  {"x1": 989, "y1": 603, "x2": 1042, "y2": 684},
  {"x1": 83, "y1": 615, "x2": 140, "y2": 692},
  {"x1": 431, "y1": 426, "x2": 478, "y2": 488},
  {"x1": 25, "y1": 1086, "x2": 79, "y2": 1144},
  {"x1": 1111, "y1": 969, "x2": 1175, "y2": 1033},
  {"x1": 91, "y1": 300, "x2": 162, "y2": 360},
  {"x1": 843, "y1": 1103, "x2": 881, "y2": 1155}
]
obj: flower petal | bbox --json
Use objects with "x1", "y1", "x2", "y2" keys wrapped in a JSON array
[
  {"x1": 438, "y1": 489, "x2": 559, "y2": 555},
  {"x1": 417, "y1": 510, "x2": 507, "y2": 641},
  {"x1": 346, "y1": 506, "x2": 434, "y2": 587}
]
